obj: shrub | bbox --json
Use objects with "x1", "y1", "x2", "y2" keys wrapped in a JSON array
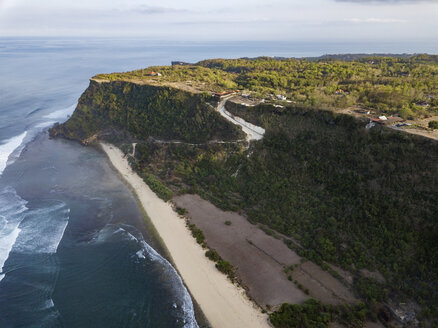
[
  {"x1": 142, "y1": 173, "x2": 173, "y2": 201},
  {"x1": 188, "y1": 223, "x2": 205, "y2": 244},
  {"x1": 216, "y1": 260, "x2": 234, "y2": 279},
  {"x1": 205, "y1": 249, "x2": 221, "y2": 262},
  {"x1": 428, "y1": 120, "x2": 438, "y2": 129}
]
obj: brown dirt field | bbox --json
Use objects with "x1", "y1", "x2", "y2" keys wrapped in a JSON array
[{"x1": 173, "y1": 194, "x2": 358, "y2": 309}]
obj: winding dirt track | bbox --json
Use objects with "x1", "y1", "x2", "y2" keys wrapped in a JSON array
[{"x1": 216, "y1": 96, "x2": 265, "y2": 142}]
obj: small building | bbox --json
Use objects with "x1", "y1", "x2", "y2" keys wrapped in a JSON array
[
  {"x1": 147, "y1": 71, "x2": 162, "y2": 76},
  {"x1": 214, "y1": 90, "x2": 239, "y2": 98},
  {"x1": 385, "y1": 116, "x2": 404, "y2": 125},
  {"x1": 335, "y1": 89, "x2": 344, "y2": 95},
  {"x1": 371, "y1": 118, "x2": 383, "y2": 124},
  {"x1": 276, "y1": 94, "x2": 287, "y2": 101},
  {"x1": 396, "y1": 123, "x2": 411, "y2": 127},
  {"x1": 415, "y1": 101, "x2": 429, "y2": 108},
  {"x1": 171, "y1": 61, "x2": 193, "y2": 66},
  {"x1": 372, "y1": 116, "x2": 404, "y2": 126},
  {"x1": 356, "y1": 108, "x2": 372, "y2": 115}
]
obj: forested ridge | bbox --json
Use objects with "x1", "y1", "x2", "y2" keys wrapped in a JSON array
[
  {"x1": 96, "y1": 55, "x2": 438, "y2": 119},
  {"x1": 129, "y1": 102, "x2": 437, "y2": 326},
  {"x1": 53, "y1": 56, "x2": 438, "y2": 327},
  {"x1": 50, "y1": 79, "x2": 244, "y2": 143}
]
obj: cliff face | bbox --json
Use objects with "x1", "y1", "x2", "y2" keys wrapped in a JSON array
[
  {"x1": 50, "y1": 76, "x2": 438, "y2": 320},
  {"x1": 50, "y1": 79, "x2": 244, "y2": 143}
]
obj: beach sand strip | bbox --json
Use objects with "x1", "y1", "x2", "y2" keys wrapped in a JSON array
[{"x1": 100, "y1": 142, "x2": 269, "y2": 328}]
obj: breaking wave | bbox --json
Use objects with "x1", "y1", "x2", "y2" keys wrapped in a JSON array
[
  {"x1": 0, "y1": 131, "x2": 27, "y2": 176},
  {"x1": 0, "y1": 187, "x2": 70, "y2": 282},
  {"x1": 11, "y1": 201, "x2": 70, "y2": 255},
  {"x1": 95, "y1": 224, "x2": 199, "y2": 328},
  {"x1": 43, "y1": 104, "x2": 75, "y2": 121},
  {"x1": 0, "y1": 187, "x2": 28, "y2": 282}
]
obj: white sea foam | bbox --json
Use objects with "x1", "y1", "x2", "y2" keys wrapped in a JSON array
[
  {"x1": 0, "y1": 131, "x2": 27, "y2": 176},
  {"x1": 0, "y1": 226, "x2": 21, "y2": 282},
  {"x1": 12, "y1": 202, "x2": 70, "y2": 254},
  {"x1": 122, "y1": 228, "x2": 198, "y2": 328},
  {"x1": 136, "y1": 250, "x2": 146, "y2": 259},
  {"x1": 0, "y1": 187, "x2": 29, "y2": 282},
  {"x1": 41, "y1": 299, "x2": 55, "y2": 310},
  {"x1": 96, "y1": 224, "x2": 198, "y2": 327},
  {"x1": 43, "y1": 104, "x2": 76, "y2": 120},
  {"x1": 92, "y1": 224, "x2": 198, "y2": 327},
  {"x1": 138, "y1": 239, "x2": 198, "y2": 328},
  {"x1": 35, "y1": 121, "x2": 56, "y2": 129}
]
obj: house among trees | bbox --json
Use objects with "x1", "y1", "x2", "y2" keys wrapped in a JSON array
[
  {"x1": 371, "y1": 116, "x2": 404, "y2": 125},
  {"x1": 146, "y1": 71, "x2": 162, "y2": 76},
  {"x1": 415, "y1": 101, "x2": 429, "y2": 108},
  {"x1": 276, "y1": 94, "x2": 287, "y2": 101},
  {"x1": 171, "y1": 61, "x2": 193, "y2": 66},
  {"x1": 214, "y1": 90, "x2": 239, "y2": 98},
  {"x1": 335, "y1": 89, "x2": 344, "y2": 95}
]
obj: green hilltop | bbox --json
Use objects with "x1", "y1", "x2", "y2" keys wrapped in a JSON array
[
  {"x1": 53, "y1": 55, "x2": 438, "y2": 327},
  {"x1": 95, "y1": 55, "x2": 438, "y2": 119}
]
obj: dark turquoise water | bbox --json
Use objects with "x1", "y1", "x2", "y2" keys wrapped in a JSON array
[
  {"x1": 1, "y1": 38, "x2": 435, "y2": 327},
  {"x1": 0, "y1": 135, "x2": 197, "y2": 327}
]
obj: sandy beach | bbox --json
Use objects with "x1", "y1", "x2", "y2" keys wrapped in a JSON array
[{"x1": 100, "y1": 143, "x2": 269, "y2": 328}]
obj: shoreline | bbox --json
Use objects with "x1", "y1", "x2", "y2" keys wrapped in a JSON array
[{"x1": 100, "y1": 142, "x2": 270, "y2": 328}]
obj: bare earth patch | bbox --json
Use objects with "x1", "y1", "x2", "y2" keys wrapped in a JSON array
[{"x1": 173, "y1": 194, "x2": 358, "y2": 309}]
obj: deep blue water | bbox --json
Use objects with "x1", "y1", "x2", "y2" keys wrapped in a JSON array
[{"x1": 0, "y1": 38, "x2": 436, "y2": 327}]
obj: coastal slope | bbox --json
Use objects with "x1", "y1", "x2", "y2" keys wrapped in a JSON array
[
  {"x1": 101, "y1": 143, "x2": 269, "y2": 328},
  {"x1": 51, "y1": 57, "x2": 438, "y2": 327}
]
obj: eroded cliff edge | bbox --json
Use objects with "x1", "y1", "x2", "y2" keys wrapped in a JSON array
[
  {"x1": 50, "y1": 79, "x2": 244, "y2": 144},
  {"x1": 50, "y1": 72, "x2": 438, "y2": 327}
]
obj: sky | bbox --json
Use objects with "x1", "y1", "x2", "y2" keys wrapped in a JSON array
[{"x1": 0, "y1": 0, "x2": 437, "y2": 42}]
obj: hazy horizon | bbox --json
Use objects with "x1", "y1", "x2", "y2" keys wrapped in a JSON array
[{"x1": 1, "y1": 0, "x2": 437, "y2": 46}]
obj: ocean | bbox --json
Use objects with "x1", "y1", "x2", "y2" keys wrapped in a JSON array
[{"x1": 0, "y1": 38, "x2": 436, "y2": 328}]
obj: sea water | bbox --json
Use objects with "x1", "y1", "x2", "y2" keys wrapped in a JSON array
[{"x1": 1, "y1": 38, "x2": 435, "y2": 327}]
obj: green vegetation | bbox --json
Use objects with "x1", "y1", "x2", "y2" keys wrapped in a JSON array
[
  {"x1": 50, "y1": 80, "x2": 244, "y2": 143},
  {"x1": 429, "y1": 120, "x2": 438, "y2": 129},
  {"x1": 132, "y1": 103, "x2": 438, "y2": 321},
  {"x1": 354, "y1": 277, "x2": 388, "y2": 303},
  {"x1": 53, "y1": 55, "x2": 438, "y2": 325},
  {"x1": 188, "y1": 223, "x2": 205, "y2": 245},
  {"x1": 204, "y1": 249, "x2": 235, "y2": 280},
  {"x1": 176, "y1": 207, "x2": 187, "y2": 215},
  {"x1": 205, "y1": 249, "x2": 221, "y2": 262},
  {"x1": 224, "y1": 220, "x2": 232, "y2": 226},
  {"x1": 95, "y1": 65, "x2": 238, "y2": 92},
  {"x1": 215, "y1": 259, "x2": 235, "y2": 280},
  {"x1": 270, "y1": 299, "x2": 368, "y2": 328},
  {"x1": 142, "y1": 173, "x2": 173, "y2": 201},
  {"x1": 96, "y1": 55, "x2": 438, "y2": 118}
]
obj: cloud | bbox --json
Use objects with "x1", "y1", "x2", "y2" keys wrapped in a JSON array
[
  {"x1": 133, "y1": 5, "x2": 189, "y2": 15},
  {"x1": 345, "y1": 17, "x2": 408, "y2": 23},
  {"x1": 173, "y1": 17, "x2": 272, "y2": 25}
]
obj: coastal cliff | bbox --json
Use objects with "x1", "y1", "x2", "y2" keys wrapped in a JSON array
[
  {"x1": 51, "y1": 59, "x2": 438, "y2": 327},
  {"x1": 50, "y1": 79, "x2": 244, "y2": 144}
]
